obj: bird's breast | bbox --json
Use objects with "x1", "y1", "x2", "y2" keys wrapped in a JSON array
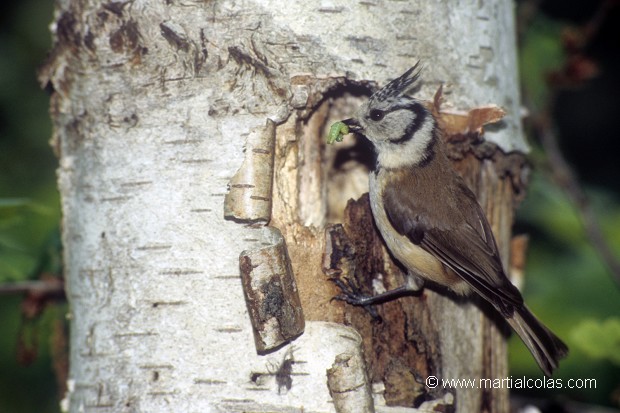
[{"x1": 368, "y1": 171, "x2": 464, "y2": 290}]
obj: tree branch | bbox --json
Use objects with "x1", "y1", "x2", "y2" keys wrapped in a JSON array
[
  {"x1": 536, "y1": 115, "x2": 620, "y2": 287},
  {"x1": 0, "y1": 279, "x2": 64, "y2": 296}
]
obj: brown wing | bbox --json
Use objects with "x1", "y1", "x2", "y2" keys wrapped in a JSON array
[{"x1": 383, "y1": 179, "x2": 523, "y2": 314}]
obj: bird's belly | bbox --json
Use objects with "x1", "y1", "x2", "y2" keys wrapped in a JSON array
[{"x1": 368, "y1": 174, "x2": 465, "y2": 291}]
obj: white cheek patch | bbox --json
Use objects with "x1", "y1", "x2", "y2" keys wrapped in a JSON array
[{"x1": 376, "y1": 118, "x2": 435, "y2": 169}]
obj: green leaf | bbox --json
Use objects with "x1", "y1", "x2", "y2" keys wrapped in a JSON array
[
  {"x1": 570, "y1": 318, "x2": 620, "y2": 365},
  {"x1": 0, "y1": 198, "x2": 30, "y2": 208}
]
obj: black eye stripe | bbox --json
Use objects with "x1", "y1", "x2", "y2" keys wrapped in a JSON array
[
  {"x1": 387, "y1": 103, "x2": 428, "y2": 144},
  {"x1": 367, "y1": 102, "x2": 423, "y2": 122},
  {"x1": 391, "y1": 102, "x2": 424, "y2": 113}
]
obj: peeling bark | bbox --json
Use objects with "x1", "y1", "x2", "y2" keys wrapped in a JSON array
[
  {"x1": 327, "y1": 351, "x2": 375, "y2": 413},
  {"x1": 44, "y1": 0, "x2": 525, "y2": 412},
  {"x1": 240, "y1": 226, "x2": 304, "y2": 353},
  {"x1": 323, "y1": 326, "x2": 376, "y2": 413},
  {"x1": 224, "y1": 120, "x2": 276, "y2": 224},
  {"x1": 323, "y1": 196, "x2": 443, "y2": 406}
]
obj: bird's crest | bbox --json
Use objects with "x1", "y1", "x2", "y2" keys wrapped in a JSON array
[{"x1": 371, "y1": 62, "x2": 422, "y2": 102}]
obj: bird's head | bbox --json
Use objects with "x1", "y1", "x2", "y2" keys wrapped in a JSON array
[{"x1": 341, "y1": 64, "x2": 438, "y2": 169}]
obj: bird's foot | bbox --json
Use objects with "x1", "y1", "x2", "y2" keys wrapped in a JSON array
[{"x1": 329, "y1": 277, "x2": 381, "y2": 321}]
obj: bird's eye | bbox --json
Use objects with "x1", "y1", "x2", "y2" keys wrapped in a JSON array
[{"x1": 369, "y1": 109, "x2": 385, "y2": 121}]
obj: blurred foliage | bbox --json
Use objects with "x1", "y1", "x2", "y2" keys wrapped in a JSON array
[
  {"x1": 519, "y1": 15, "x2": 565, "y2": 110},
  {"x1": 571, "y1": 318, "x2": 620, "y2": 366},
  {"x1": 511, "y1": 0, "x2": 620, "y2": 407},
  {"x1": 0, "y1": 0, "x2": 58, "y2": 278},
  {"x1": 0, "y1": 1, "x2": 62, "y2": 412},
  {"x1": 510, "y1": 174, "x2": 620, "y2": 404},
  {"x1": 0, "y1": 296, "x2": 64, "y2": 413},
  {"x1": 0, "y1": 198, "x2": 60, "y2": 280},
  {"x1": 1, "y1": 0, "x2": 619, "y2": 412}
]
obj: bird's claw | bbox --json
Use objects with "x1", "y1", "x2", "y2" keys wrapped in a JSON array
[{"x1": 329, "y1": 277, "x2": 382, "y2": 321}]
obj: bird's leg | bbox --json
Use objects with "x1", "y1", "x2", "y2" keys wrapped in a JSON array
[
  {"x1": 329, "y1": 277, "x2": 381, "y2": 320},
  {"x1": 330, "y1": 272, "x2": 424, "y2": 310}
]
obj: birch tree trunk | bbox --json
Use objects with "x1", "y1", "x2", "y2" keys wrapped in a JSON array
[{"x1": 41, "y1": 0, "x2": 526, "y2": 412}]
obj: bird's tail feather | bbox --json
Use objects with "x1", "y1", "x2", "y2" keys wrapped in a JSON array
[{"x1": 506, "y1": 306, "x2": 568, "y2": 376}]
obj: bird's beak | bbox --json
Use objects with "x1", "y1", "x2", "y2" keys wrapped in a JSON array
[{"x1": 342, "y1": 118, "x2": 363, "y2": 133}]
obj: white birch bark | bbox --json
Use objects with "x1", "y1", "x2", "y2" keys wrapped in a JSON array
[{"x1": 42, "y1": 0, "x2": 523, "y2": 412}]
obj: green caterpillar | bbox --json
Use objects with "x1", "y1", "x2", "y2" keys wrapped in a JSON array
[{"x1": 326, "y1": 121, "x2": 349, "y2": 144}]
